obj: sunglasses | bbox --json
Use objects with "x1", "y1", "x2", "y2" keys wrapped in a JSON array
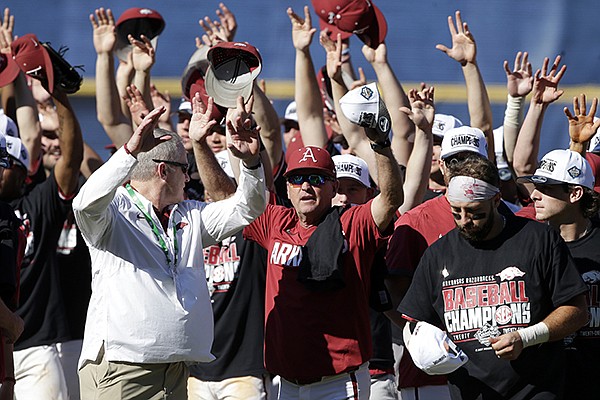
[
  {"x1": 153, "y1": 159, "x2": 189, "y2": 174},
  {"x1": 287, "y1": 174, "x2": 334, "y2": 186}
]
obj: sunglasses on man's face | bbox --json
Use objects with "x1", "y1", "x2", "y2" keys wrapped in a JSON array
[
  {"x1": 287, "y1": 174, "x2": 333, "y2": 187},
  {"x1": 153, "y1": 159, "x2": 189, "y2": 174}
]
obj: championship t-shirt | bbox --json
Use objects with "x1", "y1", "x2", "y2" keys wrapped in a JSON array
[
  {"x1": 398, "y1": 214, "x2": 587, "y2": 399},
  {"x1": 244, "y1": 200, "x2": 387, "y2": 382},
  {"x1": 189, "y1": 232, "x2": 268, "y2": 380},
  {"x1": 563, "y1": 220, "x2": 600, "y2": 398}
]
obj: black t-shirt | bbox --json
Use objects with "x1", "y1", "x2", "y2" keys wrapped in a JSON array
[
  {"x1": 10, "y1": 172, "x2": 71, "y2": 350},
  {"x1": 398, "y1": 214, "x2": 587, "y2": 399},
  {"x1": 564, "y1": 220, "x2": 600, "y2": 398},
  {"x1": 0, "y1": 201, "x2": 19, "y2": 310},
  {"x1": 189, "y1": 231, "x2": 267, "y2": 380}
]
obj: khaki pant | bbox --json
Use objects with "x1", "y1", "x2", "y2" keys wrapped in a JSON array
[{"x1": 79, "y1": 348, "x2": 188, "y2": 400}]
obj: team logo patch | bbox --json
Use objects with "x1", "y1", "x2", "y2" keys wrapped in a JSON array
[
  {"x1": 496, "y1": 266, "x2": 525, "y2": 281},
  {"x1": 567, "y1": 166, "x2": 582, "y2": 179},
  {"x1": 299, "y1": 147, "x2": 318, "y2": 163},
  {"x1": 531, "y1": 175, "x2": 548, "y2": 184},
  {"x1": 433, "y1": 120, "x2": 446, "y2": 132},
  {"x1": 582, "y1": 270, "x2": 600, "y2": 284},
  {"x1": 360, "y1": 86, "x2": 374, "y2": 100},
  {"x1": 378, "y1": 115, "x2": 390, "y2": 133}
]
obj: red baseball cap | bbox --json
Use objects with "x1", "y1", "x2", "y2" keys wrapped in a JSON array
[
  {"x1": 181, "y1": 46, "x2": 210, "y2": 100},
  {"x1": 11, "y1": 34, "x2": 54, "y2": 93},
  {"x1": 115, "y1": 8, "x2": 165, "y2": 61},
  {"x1": 189, "y1": 79, "x2": 225, "y2": 122},
  {"x1": 205, "y1": 42, "x2": 262, "y2": 108},
  {"x1": 0, "y1": 52, "x2": 19, "y2": 88},
  {"x1": 284, "y1": 146, "x2": 336, "y2": 178},
  {"x1": 311, "y1": 0, "x2": 387, "y2": 47}
]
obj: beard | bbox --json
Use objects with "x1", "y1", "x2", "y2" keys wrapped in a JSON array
[{"x1": 458, "y1": 207, "x2": 496, "y2": 242}]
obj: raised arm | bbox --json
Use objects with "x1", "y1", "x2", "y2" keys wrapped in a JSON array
[
  {"x1": 398, "y1": 85, "x2": 435, "y2": 213},
  {"x1": 129, "y1": 34, "x2": 155, "y2": 113},
  {"x1": 513, "y1": 56, "x2": 566, "y2": 180},
  {"x1": 502, "y1": 51, "x2": 533, "y2": 165},
  {"x1": 188, "y1": 93, "x2": 237, "y2": 201},
  {"x1": 361, "y1": 42, "x2": 414, "y2": 166},
  {"x1": 90, "y1": 7, "x2": 132, "y2": 148},
  {"x1": 288, "y1": 6, "x2": 328, "y2": 148},
  {"x1": 252, "y1": 84, "x2": 282, "y2": 175},
  {"x1": 52, "y1": 91, "x2": 84, "y2": 197},
  {"x1": 320, "y1": 31, "x2": 378, "y2": 181},
  {"x1": 436, "y1": 10, "x2": 494, "y2": 159},
  {"x1": 564, "y1": 94, "x2": 600, "y2": 156}
]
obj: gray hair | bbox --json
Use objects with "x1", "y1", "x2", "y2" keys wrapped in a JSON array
[{"x1": 130, "y1": 129, "x2": 185, "y2": 182}]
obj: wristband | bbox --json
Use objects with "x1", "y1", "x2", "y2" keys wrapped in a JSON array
[
  {"x1": 517, "y1": 322, "x2": 549, "y2": 348},
  {"x1": 2, "y1": 377, "x2": 16, "y2": 384},
  {"x1": 503, "y1": 95, "x2": 525, "y2": 129},
  {"x1": 243, "y1": 159, "x2": 261, "y2": 170}
]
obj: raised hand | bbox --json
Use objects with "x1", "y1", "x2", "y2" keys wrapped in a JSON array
[
  {"x1": 226, "y1": 96, "x2": 260, "y2": 161},
  {"x1": 399, "y1": 84, "x2": 435, "y2": 132},
  {"x1": 188, "y1": 92, "x2": 218, "y2": 143},
  {"x1": 288, "y1": 6, "x2": 316, "y2": 52},
  {"x1": 361, "y1": 42, "x2": 388, "y2": 65},
  {"x1": 126, "y1": 106, "x2": 168, "y2": 156},
  {"x1": 319, "y1": 30, "x2": 343, "y2": 84},
  {"x1": 216, "y1": 2, "x2": 238, "y2": 41},
  {"x1": 129, "y1": 34, "x2": 155, "y2": 72},
  {"x1": 349, "y1": 67, "x2": 367, "y2": 90},
  {"x1": 90, "y1": 8, "x2": 116, "y2": 54},
  {"x1": 0, "y1": 8, "x2": 14, "y2": 55},
  {"x1": 122, "y1": 84, "x2": 149, "y2": 126},
  {"x1": 436, "y1": 10, "x2": 476, "y2": 66},
  {"x1": 564, "y1": 94, "x2": 600, "y2": 145},
  {"x1": 199, "y1": 16, "x2": 227, "y2": 46},
  {"x1": 503, "y1": 51, "x2": 533, "y2": 98},
  {"x1": 150, "y1": 84, "x2": 171, "y2": 123},
  {"x1": 531, "y1": 55, "x2": 566, "y2": 105}
]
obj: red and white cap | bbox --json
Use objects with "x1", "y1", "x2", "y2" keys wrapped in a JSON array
[
  {"x1": 0, "y1": 52, "x2": 19, "y2": 88},
  {"x1": 204, "y1": 42, "x2": 262, "y2": 109},
  {"x1": 115, "y1": 8, "x2": 165, "y2": 62},
  {"x1": 284, "y1": 146, "x2": 335, "y2": 178},
  {"x1": 311, "y1": 0, "x2": 387, "y2": 47},
  {"x1": 11, "y1": 34, "x2": 55, "y2": 93}
]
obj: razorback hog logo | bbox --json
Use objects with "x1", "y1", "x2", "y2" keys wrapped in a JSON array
[{"x1": 496, "y1": 266, "x2": 525, "y2": 281}]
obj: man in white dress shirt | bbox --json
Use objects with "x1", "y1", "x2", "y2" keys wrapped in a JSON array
[{"x1": 73, "y1": 100, "x2": 266, "y2": 399}]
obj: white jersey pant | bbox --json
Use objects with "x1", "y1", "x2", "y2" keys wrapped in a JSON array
[
  {"x1": 370, "y1": 373, "x2": 399, "y2": 400},
  {"x1": 187, "y1": 375, "x2": 269, "y2": 400},
  {"x1": 57, "y1": 339, "x2": 83, "y2": 400},
  {"x1": 393, "y1": 343, "x2": 451, "y2": 400},
  {"x1": 13, "y1": 344, "x2": 69, "y2": 400},
  {"x1": 277, "y1": 363, "x2": 370, "y2": 400}
]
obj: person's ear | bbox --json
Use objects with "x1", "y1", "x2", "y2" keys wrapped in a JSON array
[
  {"x1": 157, "y1": 163, "x2": 169, "y2": 181},
  {"x1": 569, "y1": 186, "x2": 584, "y2": 203}
]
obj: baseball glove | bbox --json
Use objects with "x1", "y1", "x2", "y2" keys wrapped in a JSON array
[{"x1": 41, "y1": 42, "x2": 83, "y2": 94}]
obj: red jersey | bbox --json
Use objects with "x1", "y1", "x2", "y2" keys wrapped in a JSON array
[
  {"x1": 386, "y1": 195, "x2": 454, "y2": 388},
  {"x1": 244, "y1": 200, "x2": 386, "y2": 382}
]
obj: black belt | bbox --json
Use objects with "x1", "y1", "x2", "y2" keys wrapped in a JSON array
[{"x1": 284, "y1": 367, "x2": 360, "y2": 386}]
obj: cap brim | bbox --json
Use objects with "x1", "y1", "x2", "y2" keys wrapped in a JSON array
[
  {"x1": 516, "y1": 175, "x2": 566, "y2": 186},
  {"x1": 356, "y1": 3, "x2": 387, "y2": 47},
  {"x1": 39, "y1": 46, "x2": 54, "y2": 94},
  {"x1": 0, "y1": 55, "x2": 20, "y2": 87},
  {"x1": 283, "y1": 165, "x2": 336, "y2": 178},
  {"x1": 204, "y1": 66, "x2": 253, "y2": 109}
]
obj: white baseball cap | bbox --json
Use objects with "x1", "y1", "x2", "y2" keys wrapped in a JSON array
[
  {"x1": 0, "y1": 110, "x2": 18, "y2": 137},
  {"x1": 517, "y1": 149, "x2": 594, "y2": 189},
  {"x1": 178, "y1": 98, "x2": 192, "y2": 114},
  {"x1": 432, "y1": 114, "x2": 462, "y2": 139},
  {"x1": 589, "y1": 129, "x2": 600, "y2": 153},
  {"x1": 283, "y1": 101, "x2": 298, "y2": 122},
  {"x1": 440, "y1": 126, "x2": 488, "y2": 160},
  {"x1": 5, "y1": 135, "x2": 30, "y2": 170},
  {"x1": 339, "y1": 82, "x2": 391, "y2": 137},
  {"x1": 214, "y1": 149, "x2": 235, "y2": 179},
  {"x1": 0, "y1": 133, "x2": 9, "y2": 168},
  {"x1": 333, "y1": 154, "x2": 370, "y2": 188},
  {"x1": 404, "y1": 321, "x2": 468, "y2": 375}
]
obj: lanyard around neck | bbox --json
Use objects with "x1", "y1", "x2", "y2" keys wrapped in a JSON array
[{"x1": 126, "y1": 183, "x2": 178, "y2": 268}]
